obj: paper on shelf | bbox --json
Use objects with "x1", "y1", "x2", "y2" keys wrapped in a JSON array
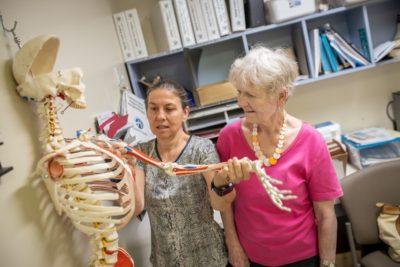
[
  {"x1": 343, "y1": 127, "x2": 398, "y2": 146},
  {"x1": 374, "y1": 41, "x2": 397, "y2": 62},
  {"x1": 120, "y1": 90, "x2": 155, "y2": 145}
]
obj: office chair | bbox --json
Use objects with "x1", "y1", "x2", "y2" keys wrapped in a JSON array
[{"x1": 340, "y1": 159, "x2": 400, "y2": 267}]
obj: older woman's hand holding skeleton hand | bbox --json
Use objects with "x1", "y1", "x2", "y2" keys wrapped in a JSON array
[{"x1": 212, "y1": 157, "x2": 252, "y2": 188}]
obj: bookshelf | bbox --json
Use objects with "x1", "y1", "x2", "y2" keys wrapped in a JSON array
[
  {"x1": 125, "y1": 0, "x2": 400, "y2": 138},
  {"x1": 184, "y1": 99, "x2": 241, "y2": 131}
]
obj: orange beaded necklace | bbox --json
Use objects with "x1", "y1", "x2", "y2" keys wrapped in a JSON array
[{"x1": 252, "y1": 114, "x2": 287, "y2": 167}]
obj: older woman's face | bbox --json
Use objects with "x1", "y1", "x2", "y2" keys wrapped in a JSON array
[
  {"x1": 147, "y1": 88, "x2": 189, "y2": 140},
  {"x1": 237, "y1": 85, "x2": 279, "y2": 124}
]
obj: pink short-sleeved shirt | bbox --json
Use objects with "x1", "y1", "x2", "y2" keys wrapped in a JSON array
[{"x1": 217, "y1": 119, "x2": 343, "y2": 266}]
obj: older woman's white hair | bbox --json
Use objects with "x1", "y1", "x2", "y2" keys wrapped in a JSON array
[{"x1": 229, "y1": 46, "x2": 299, "y2": 97}]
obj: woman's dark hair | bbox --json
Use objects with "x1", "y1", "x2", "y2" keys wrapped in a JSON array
[{"x1": 146, "y1": 80, "x2": 190, "y2": 110}]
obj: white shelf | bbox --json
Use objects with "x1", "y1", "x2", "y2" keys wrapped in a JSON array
[{"x1": 126, "y1": 0, "x2": 400, "y2": 137}]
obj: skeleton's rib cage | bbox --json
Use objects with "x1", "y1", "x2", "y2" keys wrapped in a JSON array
[{"x1": 37, "y1": 138, "x2": 135, "y2": 266}]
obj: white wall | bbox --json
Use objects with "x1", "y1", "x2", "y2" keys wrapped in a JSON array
[
  {"x1": 288, "y1": 63, "x2": 400, "y2": 132},
  {"x1": 0, "y1": 0, "x2": 151, "y2": 266},
  {"x1": 1, "y1": 1, "x2": 400, "y2": 267}
]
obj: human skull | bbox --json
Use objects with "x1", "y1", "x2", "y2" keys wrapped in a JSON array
[{"x1": 12, "y1": 35, "x2": 86, "y2": 108}]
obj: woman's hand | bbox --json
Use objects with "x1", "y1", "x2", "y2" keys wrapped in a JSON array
[
  {"x1": 227, "y1": 238, "x2": 250, "y2": 267},
  {"x1": 214, "y1": 157, "x2": 252, "y2": 187},
  {"x1": 221, "y1": 204, "x2": 249, "y2": 267}
]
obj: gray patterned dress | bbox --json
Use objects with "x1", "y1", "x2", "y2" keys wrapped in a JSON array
[{"x1": 136, "y1": 135, "x2": 228, "y2": 267}]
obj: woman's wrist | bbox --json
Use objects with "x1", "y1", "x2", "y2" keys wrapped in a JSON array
[{"x1": 211, "y1": 178, "x2": 235, "y2": 196}]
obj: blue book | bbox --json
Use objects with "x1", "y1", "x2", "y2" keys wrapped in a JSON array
[
  {"x1": 320, "y1": 32, "x2": 340, "y2": 72},
  {"x1": 324, "y1": 25, "x2": 369, "y2": 66},
  {"x1": 320, "y1": 37, "x2": 332, "y2": 74},
  {"x1": 329, "y1": 40, "x2": 356, "y2": 68},
  {"x1": 358, "y1": 28, "x2": 370, "y2": 61}
]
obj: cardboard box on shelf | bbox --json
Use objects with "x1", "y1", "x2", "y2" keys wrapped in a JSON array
[{"x1": 195, "y1": 81, "x2": 238, "y2": 106}]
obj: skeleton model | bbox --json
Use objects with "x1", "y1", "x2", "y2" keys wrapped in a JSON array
[{"x1": 12, "y1": 35, "x2": 135, "y2": 267}]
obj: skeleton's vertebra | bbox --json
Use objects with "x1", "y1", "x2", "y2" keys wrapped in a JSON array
[{"x1": 13, "y1": 35, "x2": 135, "y2": 267}]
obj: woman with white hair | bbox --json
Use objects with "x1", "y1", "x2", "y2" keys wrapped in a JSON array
[{"x1": 212, "y1": 47, "x2": 343, "y2": 267}]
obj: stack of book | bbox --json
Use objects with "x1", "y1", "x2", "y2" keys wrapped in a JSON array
[
  {"x1": 143, "y1": 0, "x2": 252, "y2": 55},
  {"x1": 310, "y1": 24, "x2": 370, "y2": 77},
  {"x1": 151, "y1": 0, "x2": 238, "y2": 53},
  {"x1": 113, "y1": 8, "x2": 148, "y2": 62},
  {"x1": 151, "y1": 1, "x2": 183, "y2": 52},
  {"x1": 115, "y1": 1, "x2": 255, "y2": 56}
]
